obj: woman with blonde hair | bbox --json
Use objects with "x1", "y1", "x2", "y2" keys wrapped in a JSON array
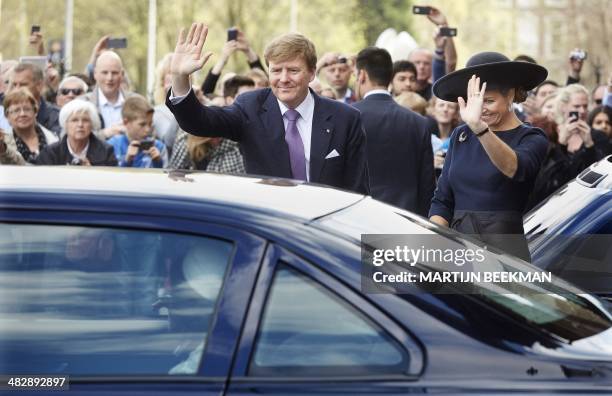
[
  {"x1": 169, "y1": 133, "x2": 245, "y2": 173},
  {"x1": 153, "y1": 53, "x2": 180, "y2": 152}
]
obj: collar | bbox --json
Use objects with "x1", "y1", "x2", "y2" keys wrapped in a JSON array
[
  {"x1": 67, "y1": 137, "x2": 90, "y2": 159},
  {"x1": 363, "y1": 89, "x2": 392, "y2": 99},
  {"x1": 98, "y1": 87, "x2": 125, "y2": 107},
  {"x1": 277, "y1": 91, "x2": 315, "y2": 120}
]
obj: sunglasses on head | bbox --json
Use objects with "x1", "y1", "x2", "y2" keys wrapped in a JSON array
[
  {"x1": 60, "y1": 88, "x2": 84, "y2": 96},
  {"x1": 594, "y1": 99, "x2": 602, "y2": 105}
]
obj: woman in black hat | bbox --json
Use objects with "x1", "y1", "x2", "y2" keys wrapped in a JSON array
[{"x1": 428, "y1": 52, "x2": 549, "y2": 261}]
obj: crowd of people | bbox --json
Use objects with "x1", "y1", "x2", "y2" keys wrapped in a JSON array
[{"x1": 1, "y1": 6, "x2": 611, "y2": 261}]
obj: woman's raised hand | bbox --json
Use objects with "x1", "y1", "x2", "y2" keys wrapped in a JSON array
[{"x1": 458, "y1": 74, "x2": 488, "y2": 132}]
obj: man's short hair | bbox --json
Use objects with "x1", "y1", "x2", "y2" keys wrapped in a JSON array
[
  {"x1": 513, "y1": 54, "x2": 537, "y2": 64},
  {"x1": 58, "y1": 76, "x2": 89, "y2": 92},
  {"x1": 223, "y1": 75, "x2": 255, "y2": 99},
  {"x1": 59, "y1": 99, "x2": 102, "y2": 131},
  {"x1": 534, "y1": 80, "x2": 558, "y2": 95},
  {"x1": 3, "y1": 87, "x2": 39, "y2": 115},
  {"x1": 394, "y1": 91, "x2": 427, "y2": 115},
  {"x1": 392, "y1": 60, "x2": 417, "y2": 79},
  {"x1": 264, "y1": 33, "x2": 317, "y2": 71},
  {"x1": 355, "y1": 47, "x2": 393, "y2": 87},
  {"x1": 13, "y1": 62, "x2": 44, "y2": 83},
  {"x1": 122, "y1": 94, "x2": 154, "y2": 121}
]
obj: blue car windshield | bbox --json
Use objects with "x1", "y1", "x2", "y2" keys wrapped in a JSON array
[{"x1": 315, "y1": 197, "x2": 612, "y2": 342}]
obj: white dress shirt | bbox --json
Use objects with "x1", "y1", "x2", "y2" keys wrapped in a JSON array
[{"x1": 98, "y1": 88, "x2": 125, "y2": 129}]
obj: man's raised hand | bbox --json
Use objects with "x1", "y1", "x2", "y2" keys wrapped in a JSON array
[{"x1": 171, "y1": 23, "x2": 213, "y2": 77}]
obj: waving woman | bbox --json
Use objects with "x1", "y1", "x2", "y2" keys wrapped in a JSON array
[{"x1": 428, "y1": 52, "x2": 548, "y2": 261}]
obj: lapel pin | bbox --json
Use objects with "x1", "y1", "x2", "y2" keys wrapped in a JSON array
[
  {"x1": 325, "y1": 128, "x2": 331, "y2": 133},
  {"x1": 459, "y1": 131, "x2": 467, "y2": 142}
]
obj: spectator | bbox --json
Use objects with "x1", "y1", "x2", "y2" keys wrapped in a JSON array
[
  {"x1": 309, "y1": 77, "x2": 336, "y2": 99},
  {"x1": 513, "y1": 54, "x2": 537, "y2": 63},
  {"x1": 534, "y1": 80, "x2": 559, "y2": 110},
  {"x1": 9, "y1": 62, "x2": 61, "y2": 135},
  {"x1": 394, "y1": 91, "x2": 427, "y2": 115},
  {"x1": 316, "y1": 52, "x2": 355, "y2": 104},
  {"x1": 588, "y1": 105, "x2": 612, "y2": 155},
  {"x1": 37, "y1": 100, "x2": 117, "y2": 166},
  {"x1": 201, "y1": 28, "x2": 266, "y2": 96},
  {"x1": 588, "y1": 105, "x2": 612, "y2": 138},
  {"x1": 554, "y1": 84, "x2": 607, "y2": 159},
  {"x1": 167, "y1": 23, "x2": 369, "y2": 194},
  {"x1": 408, "y1": 48, "x2": 433, "y2": 100},
  {"x1": 353, "y1": 47, "x2": 434, "y2": 216},
  {"x1": 539, "y1": 93, "x2": 558, "y2": 121},
  {"x1": 429, "y1": 52, "x2": 549, "y2": 261},
  {"x1": 169, "y1": 75, "x2": 253, "y2": 172},
  {"x1": 56, "y1": 76, "x2": 89, "y2": 108},
  {"x1": 83, "y1": 50, "x2": 134, "y2": 139},
  {"x1": 592, "y1": 85, "x2": 606, "y2": 107},
  {"x1": 427, "y1": 97, "x2": 460, "y2": 172},
  {"x1": 566, "y1": 48, "x2": 586, "y2": 85},
  {"x1": 0, "y1": 60, "x2": 18, "y2": 131},
  {"x1": 2, "y1": 88, "x2": 58, "y2": 163},
  {"x1": 0, "y1": 129, "x2": 26, "y2": 165},
  {"x1": 246, "y1": 68, "x2": 269, "y2": 89},
  {"x1": 389, "y1": 60, "x2": 417, "y2": 96},
  {"x1": 108, "y1": 94, "x2": 168, "y2": 168},
  {"x1": 153, "y1": 53, "x2": 180, "y2": 153}
]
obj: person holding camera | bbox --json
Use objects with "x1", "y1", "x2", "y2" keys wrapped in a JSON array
[
  {"x1": 428, "y1": 52, "x2": 549, "y2": 261},
  {"x1": 316, "y1": 52, "x2": 355, "y2": 104},
  {"x1": 200, "y1": 28, "x2": 266, "y2": 96},
  {"x1": 108, "y1": 95, "x2": 167, "y2": 168},
  {"x1": 36, "y1": 100, "x2": 117, "y2": 166}
]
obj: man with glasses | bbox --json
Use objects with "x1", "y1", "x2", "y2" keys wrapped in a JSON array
[
  {"x1": 56, "y1": 76, "x2": 89, "y2": 108},
  {"x1": 9, "y1": 62, "x2": 61, "y2": 136}
]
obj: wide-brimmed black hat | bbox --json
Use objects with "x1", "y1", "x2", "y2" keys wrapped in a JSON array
[{"x1": 432, "y1": 51, "x2": 548, "y2": 102}]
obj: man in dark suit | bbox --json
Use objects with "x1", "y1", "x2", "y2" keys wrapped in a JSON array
[
  {"x1": 352, "y1": 47, "x2": 435, "y2": 216},
  {"x1": 166, "y1": 23, "x2": 369, "y2": 194}
]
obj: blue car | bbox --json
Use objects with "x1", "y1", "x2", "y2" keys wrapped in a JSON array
[
  {"x1": 2, "y1": 166, "x2": 612, "y2": 395},
  {"x1": 526, "y1": 155, "x2": 612, "y2": 306}
]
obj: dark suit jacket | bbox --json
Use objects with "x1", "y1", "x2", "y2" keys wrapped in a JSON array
[
  {"x1": 166, "y1": 88, "x2": 369, "y2": 194},
  {"x1": 353, "y1": 93, "x2": 435, "y2": 216},
  {"x1": 37, "y1": 99, "x2": 61, "y2": 136},
  {"x1": 37, "y1": 134, "x2": 117, "y2": 166}
]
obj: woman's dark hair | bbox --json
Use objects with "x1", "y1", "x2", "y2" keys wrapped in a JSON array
[
  {"x1": 534, "y1": 80, "x2": 559, "y2": 95},
  {"x1": 485, "y1": 81, "x2": 528, "y2": 103},
  {"x1": 587, "y1": 105, "x2": 612, "y2": 128}
]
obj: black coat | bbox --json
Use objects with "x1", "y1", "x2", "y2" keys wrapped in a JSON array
[
  {"x1": 353, "y1": 93, "x2": 435, "y2": 216},
  {"x1": 37, "y1": 99, "x2": 61, "y2": 136},
  {"x1": 37, "y1": 134, "x2": 117, "y2": 166}
]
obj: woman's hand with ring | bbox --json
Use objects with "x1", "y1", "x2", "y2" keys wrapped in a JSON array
[{"x1": 458, "y1": 74, "x2": 488, "y2": 133}]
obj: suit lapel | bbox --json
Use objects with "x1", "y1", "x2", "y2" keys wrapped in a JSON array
[
  {"x1": 259, "y1": 90, "x2": 292, "y2": 178},
  {"x1": 310, "y1": 94, "x2": 334, "y2": 183}
]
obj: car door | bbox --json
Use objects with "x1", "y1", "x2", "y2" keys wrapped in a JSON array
[
  {"x1": 226, "y1": 243, "x2": 426, "y2": 395},
  {"x1": 0, "y1": 206, "x2": 266, "y2": 396}
]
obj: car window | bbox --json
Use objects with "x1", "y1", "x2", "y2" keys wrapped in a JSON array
[
  {"x1": 249, "y1": 264, "x2": 409, "y2": 377},
  {"x1": 0, "y1": 223, "x2": 233, "y2": 376}
]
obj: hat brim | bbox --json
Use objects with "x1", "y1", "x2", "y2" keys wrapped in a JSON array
[{"x1": 432, "y1": 61, "x2": 548, "y2": 102}]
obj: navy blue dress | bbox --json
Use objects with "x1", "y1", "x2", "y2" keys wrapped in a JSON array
[{"x1": 429, "y1": 123, "x2": 548, "y2": 260}]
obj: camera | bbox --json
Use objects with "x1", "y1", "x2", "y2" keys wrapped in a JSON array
[
  {"x1": 569, "y1": 49, "x2": 587, "y2": 61},
  {"x1": 139, "y1": 139, "x2": 155, "y2": 151},
  {"x1": 440, "y1": 27, "x2": 457, "y2": 37},
  {"x1": 413, "y1": 5, "x2": 432, "y2": 14},
  {"x1": 569, "y1": 111, "x2": 579, "y2": 121},
  {"x1": 107, "y1": 37, "x2": 127, "y2": 49},
  {"x1": 227, "y1": 28, "x2": 238, "y2": 42},
  {"x1": 31, "y1": 25, "x2": 40, "y2": 34}
]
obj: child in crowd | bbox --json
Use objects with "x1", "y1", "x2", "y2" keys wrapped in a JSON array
[{"x1": 108, "y1": 94, "x2": 168, "y2": 168}]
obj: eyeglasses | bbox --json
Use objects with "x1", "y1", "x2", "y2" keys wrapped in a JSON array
[
  {"x1": 59, "y1": 88, "x2": 84, "y2": 96},
  {"x1": 7, "y1": 107, "x2": 35, "y2": 116}
]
